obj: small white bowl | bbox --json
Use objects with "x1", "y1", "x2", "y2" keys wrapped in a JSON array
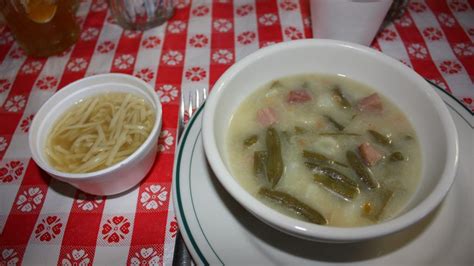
[
  {"x1": 29, "y1": 73, "x2": 162, "y2": 196},
  {"x1": 202, "y1": 39, "x2": 458, "y2": 242}
]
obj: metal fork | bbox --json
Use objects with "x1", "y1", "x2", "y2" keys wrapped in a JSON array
[
  {"x1": 177, "y1": 88, "x2": 208, "y2": 142},
  {"x1": 173, "y1": 88, "x2": 207, "y2": 266}
]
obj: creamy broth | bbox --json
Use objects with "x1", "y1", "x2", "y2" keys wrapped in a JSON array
[{"x1": 226, "y1": 74, "x2": 421, "y2": 227}]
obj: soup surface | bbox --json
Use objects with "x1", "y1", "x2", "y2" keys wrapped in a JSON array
[
  {"x1": 226, "y1": 74, "x2": 421, "y2": 227},
  {"x1": 46, "y1": 92, "x2": 155, "y2": 173}
]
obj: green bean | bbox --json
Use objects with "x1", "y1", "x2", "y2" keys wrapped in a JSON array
[
  {"x1": 332, "y1": 87, "x2": 352, "y2": 108},
  {"x1": 313, "y1": 173, "x2": 360, "y2": 200},
  {"x1": 325, "y1": 115, "x2": 345, "y2": 131},
  {"x1": 346, "y1": 151, "x2": 379, "y2": 190},
  {"x1": 389, "y1": 151, "x2": 404, "y2": 161},
  {"x1": 304, "y1": 162, "x2": 358, "y2": 187},
  {"x1": 304, "y1": 161, "x2": 321, "y2": 169},
  {"x1": 321, "y1": 166, "x2": 358, "y2": 187},
  {"x1": 281, "y1": 131, "x2": 291, "y2": 142},
  {"x1": 303, "y1": 150, "x2": 347, "y2": 167},
  {"x1": 254, "y1": 151, "x2": 268, "y2": 179},
  {"x1": 244, "y1": 135, "x2": 258, "y2": 147},
  {"x1": 368, "y1": 130, "x2": 392, "y2": 146},
  {"x1": 294, "y1": 126, "x2": 306, "y2": 134},
  {"x1": 361, "y1": 188, "x2": 394, "y2": 221},
  {"x1": 259, "y1": 187, "x2": 327, "y2": 225},
  {"x1": 270, "y1": 81, "x2": 282, "y2": 90},
  {"x1": 319, "y1": 132, "x2": 361, "y2": 136},
  {"x1": 266, "y1": 127, "x2": 284, "y2": 187}
]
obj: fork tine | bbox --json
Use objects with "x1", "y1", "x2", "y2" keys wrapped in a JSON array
[
  {"x1": 187, "y1": 92, "x2": 193, "y2": 118},
  {"x1": 202, "y1": 88, "x2": 207, "y2": 102},
  {"x1": 180, "y1": 92, "x2": 185, "y2": 121},
  {"x1": 177, "y1": 92, "x2": 186, "y2": 142},
  {"x1": 180, "y1": 93, "x2": 185, "y2": 125},
  {"x1": 184, "y1": 88, "x2": 208, "y2": 125},
  {"x1": 194, "y1": 89, "x2": 200, "y2": 110}
]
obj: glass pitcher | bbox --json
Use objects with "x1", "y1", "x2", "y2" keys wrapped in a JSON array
[{"x1": 0, "y1": 0, "x2": 79, "y2": 57}]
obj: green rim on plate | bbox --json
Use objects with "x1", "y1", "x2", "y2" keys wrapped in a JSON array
[
  {"x1": 172, "y1": 82, "x2": 472, "y2": 265},
  {"x1": 175, "y1": 104, "x2": 210, "y2": 265}
]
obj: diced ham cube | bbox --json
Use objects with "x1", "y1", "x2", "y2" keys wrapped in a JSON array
[
  {"x1": 358, "y1": 93, "x2": 383, "y2": 113},
  {"x1": 287, "y1": 89, "x2": 312, "y2": 104},
  {"x1": 358, "y1": 142, "x2": 383, "y2": 166},
  {"x1": 257, "y1": 107, "x2": 278, "y2": 127}
]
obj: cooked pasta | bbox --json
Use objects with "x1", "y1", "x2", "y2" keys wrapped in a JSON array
[{"x1": 46, "y1": 92, "x2": 155, "y2": 173}]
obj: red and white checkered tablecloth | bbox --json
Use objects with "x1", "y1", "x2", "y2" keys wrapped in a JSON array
[{"x1": 0, "y1": 0, "x2": 472, "y2": 265}]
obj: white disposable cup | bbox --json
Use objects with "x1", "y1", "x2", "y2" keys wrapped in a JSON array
[{"x1": 310, "y1": 0, "x2": 393, "y2": 46}]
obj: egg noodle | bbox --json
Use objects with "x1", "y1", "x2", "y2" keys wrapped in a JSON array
[{"x1": 46, "y1": 92, "x2": 155, "y2": 173}]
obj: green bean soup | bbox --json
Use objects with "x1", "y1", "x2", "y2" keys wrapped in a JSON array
[{"x1": 226, "y1": 74, "x2": 421, "y2": 227}]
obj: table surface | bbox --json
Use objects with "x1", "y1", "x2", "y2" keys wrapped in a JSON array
[{"x1": 0, "y1": 0, "x2": 472, "y2": 265}]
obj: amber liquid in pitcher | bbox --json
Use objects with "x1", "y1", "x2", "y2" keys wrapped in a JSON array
[{"x1": 1, "y1": 0, "x2": 79, "y2": 57}]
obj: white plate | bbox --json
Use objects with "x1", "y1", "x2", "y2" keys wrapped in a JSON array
[{"x1": 172, "y1": 86, "x2": 473, "y2": 265}]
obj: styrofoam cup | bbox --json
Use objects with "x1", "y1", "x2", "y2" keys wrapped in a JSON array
[{"x1": 310, "y1": 0, "x2": 393, "y2": 46}]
